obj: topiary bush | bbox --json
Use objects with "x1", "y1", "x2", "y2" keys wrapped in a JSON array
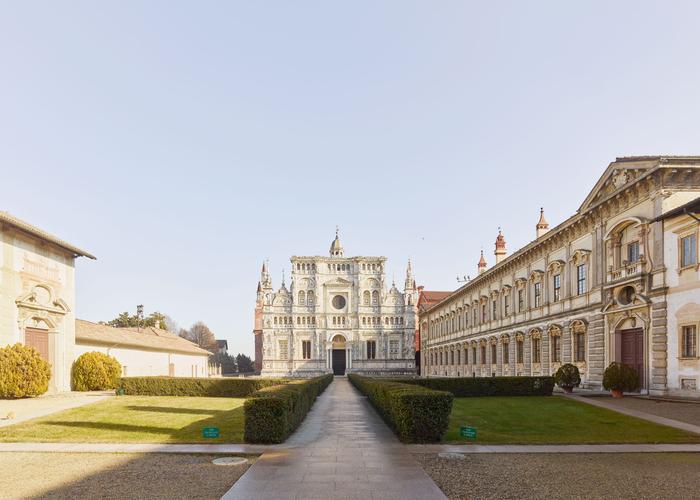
[
  {"x1": 603, "y1": 362, "x2": 639, "y2": 393},
  {"x1": 119, "y1": 376, "x2": 286, "y2": 397},
  {"x1": 244, "y1": 375, "x2": 333, "y2": 443},
  {"x1": 403, "y1": 376, "x2": 555, "y2": 397},
  {"x1": 0, "y1": 343, "x2": 51, "y2": 399},
  {"x1": 554, "y1": 363, "x2": 581, "y2": 392},
  {"x1": 72, "y1": 352, "x2": 122, "y2": 391},
  {"x1": 349, "y1": 374, "x2": 453, "y2": 443}
]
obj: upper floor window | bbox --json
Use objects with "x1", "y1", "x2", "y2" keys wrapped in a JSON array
[
  {"x1": 307, "y1": 291, "x2": 315, "y2": 305},
  {"x1": 302, "y1": 340, "x2": 311, "y2": 360},
  {"x1": 481, "y1": 304, "x2": 487, "y2": 323},
  {"x1": 681, "y1": 234, "x2": 698, "y2": 268},
  {"x1": 492, "y1": 300, "x2": 497, "y2": 319},
  {"x1": 627, "y1": 241, "x2": 640, "y2": 263},
  {"x1": 553, "y1": 274, "x2": 561, "y2": 302},
  {"x1": 576, "y1": 265, "x2": 587, "y2": 295},
  {"x1": 518, "y1": 289, "x2": 524, "y2": 312},
  {"x1": 534, "y1": 283, "x2": 542, "y2": 307},
  {"x1": 298, "y1": 290, "x2": 306, "y2": 305},
  {"x1": 372, "y1": 290, "x2": 379, "y2": 305},
  {"x1": 504, "y1": 295, "x2": 510, "y2": 316},
  {"x1": 682, "y1": 325, "x2": 697, "y2": 358}
]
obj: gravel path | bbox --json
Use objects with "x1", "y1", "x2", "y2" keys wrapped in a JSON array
[
  {"x1": 594, "y1": 396, "x2": 700, "y2": 427},
  {"x1": 416, "y1": 453, "x2": 700, "y2": 499},
  {"x1": 0, "y1": 452, "x2": 252, "y2": 499}
]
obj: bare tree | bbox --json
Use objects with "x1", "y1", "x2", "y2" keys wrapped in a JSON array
[{"x1": 180, "y1": 321, "x2": 217, "y2": 352}]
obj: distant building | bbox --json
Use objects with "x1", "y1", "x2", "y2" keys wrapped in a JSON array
[
  {"x1": 255, "y1": 231, "x2": 418, "y2": 377},
  {"x1": 76, "y1": 320, "x2": 212, "y2": 377},
  {"x1": 420, "y1": 156, "x2": 700, "y2": 398},
  {"x1": 216, "y1": 339, "x2": 228, "y2": 355},
  {"x1": 415, "y1": 288, "x2": 452, "y2": 375}
]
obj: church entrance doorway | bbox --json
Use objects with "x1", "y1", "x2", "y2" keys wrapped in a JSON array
[
  {"x1": 620, "y1": 328, "x2": 644, "y2": 390},
  {"x1": 331, "y1": 334, "x2": 347, "y2": 376}
]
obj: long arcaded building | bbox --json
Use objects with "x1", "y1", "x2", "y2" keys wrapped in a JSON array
[{"x1": 420, "y1": 156, "x2": 700, "y2": 398}]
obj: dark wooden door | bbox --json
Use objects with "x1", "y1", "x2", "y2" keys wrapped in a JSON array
[
  {"x1": 25, "y1": 328, "x2": 49, "y2": 361},
  {"x1": 332, "y1": 349, "x2": 346, "y2": 375},
  {"x1": 621, "y1": 328, "x2": 644, "y2": 389}
]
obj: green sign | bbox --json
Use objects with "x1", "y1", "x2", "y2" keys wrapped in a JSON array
[
  {"x1": 460, "y1": 426, "x2": 477, "y2": 440},
  {"x1": 202, "y1": 427, "x2": 220, "y2": 438}
]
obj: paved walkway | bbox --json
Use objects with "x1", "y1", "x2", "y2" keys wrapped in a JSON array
[
  {"x1": 0, "y1": 391, "x2": 113, "y2": 428},
  {"x1": 566, "y1": 394, "x2": 700, "y2": 435},
  {"x1": 222, "y1": 377, "x2": 447, "y2": 500}
]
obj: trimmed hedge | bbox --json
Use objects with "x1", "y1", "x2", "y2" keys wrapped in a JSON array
[
  {"x1": 72, "y1": 352, "x2": 121, "y2": 391},
  {"x1": 0, "y1": 343, "x2": 51, "y2": 399},
  {"x1": 244, "y1": 375, "x2": 333, "y2": 443},
  {"x1": 118, "y1": 376, "x2": 286, "y2": 397},
  {"x1": 349, "y1": 374, "x2": 453, "y2": 443},
  {"x1": 404, "y1": 376, "x2": 555, "y2": 397}
]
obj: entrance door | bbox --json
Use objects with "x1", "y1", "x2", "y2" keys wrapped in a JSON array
[
  {"x1": 332, "y1": 349, "x2": 346, "y2": 375},
  {"x1": 621, "y1": 328, "x2": 644, "y2": 390},
  {"x1": 25, "y1": 328, "x2": 49, "y2": 361}
]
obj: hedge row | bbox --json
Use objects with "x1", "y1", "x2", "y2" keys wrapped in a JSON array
[
  {"x1": 404, "y1": 376, "x2": 555, "y2": 397},
  {"x1": 348, "y1": 374, "x2": 453, "y2": 443},
  {"x1": 244, "y1": 374, "x2": 333, "y2": 443},
  {"x1": 118, "y1": 376, "x2": 286, "y2": 397}
]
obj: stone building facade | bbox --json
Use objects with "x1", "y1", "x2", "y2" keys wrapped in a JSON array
[
  {"x1": 420, "y1": 156, "x2": 700, "y2": 398},
  {"x1": 254, "y1": 232, "x2": 418, "y2": 377}
]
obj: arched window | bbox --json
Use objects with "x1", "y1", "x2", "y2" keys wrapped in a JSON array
[
  {"x1": 362, "y1": 317, "x2": 366, "y2": 325},
  {"x1": 298, "y1": 290, "x2": 305, "y2": 305},
  {"x1": 307, "y1": 290, "x2": 315, "y2": 305},
  {"x1": 363, "y1": 291, "x2": 371, "y2": 305},
  {"x1": 372, "y1": 290, "x2": 379, "y2": 305},
  {"x1": 548, "y1": 325, "x2": 562, "y2": 363},
  {"x1": 516, "y1": 333, "x2": 524, "y2": 364}
]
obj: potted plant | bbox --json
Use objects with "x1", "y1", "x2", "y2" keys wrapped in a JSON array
[
  {"x1": 602, "y1": 362, "x2": 639, "y2": 398},
  {"x1": 554, "y1": 363, "x2": 581, "y2": 394}
]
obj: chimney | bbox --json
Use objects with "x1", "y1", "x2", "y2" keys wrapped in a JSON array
[
  {"x1": 494, "y1": 228, "x2": 507, "y2": 264},
  {"x1": 536, "y1": 208, "x2": 550, "y2": 239}
]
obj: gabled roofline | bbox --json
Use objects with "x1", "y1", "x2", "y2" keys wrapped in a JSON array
[{"x1": 0, "y1": 211, "x2": 96, "y2": 260}]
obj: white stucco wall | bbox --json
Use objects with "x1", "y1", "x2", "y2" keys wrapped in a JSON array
[{"x1": 74, "y1": 343, "x2": 209, "y2": 378}]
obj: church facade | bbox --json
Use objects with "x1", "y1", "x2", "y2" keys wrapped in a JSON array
[
  {"x1": 254, "y1": 232, "x2": 418, "y2": 377},
  {"x1": 420, "y1": 156, "x2": 700, "y2": 398}
]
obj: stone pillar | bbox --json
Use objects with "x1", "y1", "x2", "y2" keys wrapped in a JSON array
[
  {"x1": 562, "y1": 324, "x2": 572, "y2": 363},
  {"x1": 587, "y1": 314, "x2": 606, "y2": 389},
  {"x1": 650, "y1": 301, "x2": 668, "y2": 394}
]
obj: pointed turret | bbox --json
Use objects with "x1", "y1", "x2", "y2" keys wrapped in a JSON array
[
  {"x1": 536, "y1": 208, "x2": 550, "y2": 238},
  {"x1": 330, "y1": 226, "x2": 344, "y2": 257},
  {"x1": 478, "y1": 250, "x2": 487, "y2": 275},
  {"x1": 404, "y1": 259, "x2": 416, "y2": 292},
  {"x1": 494, "y1": 228, "x2": 507, "y2": 264}
]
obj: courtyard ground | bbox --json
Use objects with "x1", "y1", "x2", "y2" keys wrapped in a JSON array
[
  {"x1": 417, "y1": 452, "x2": 700, "y2": 500},
  {"x1": 0, "y1": 391, "x2": 112, "y2": 427},
  {"x1": 585, "y1": 395, "x2": 700, "y2": 427},
  {"x1": 0, "y1": 396, "x2": 245, "y2": 443},
  {"x1": 445, "y1": 396, "x2": 700, "y2": 444},
  {"x1": 0, "y1": 452, "x2": 252, "y2": 499}
]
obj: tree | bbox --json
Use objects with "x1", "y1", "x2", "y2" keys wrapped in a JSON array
[
  {"x1": 106, "y1": 310, "x2": 168, "y2": 330},
  {"x1": 180, "y1": 321, "x2": 218, "y2": 353},
  {"x1": 236, "y1": 353, "x2": 255, "y2": 373},
  {"x1": 209, "y1": 352, "x2": 237, "y2": 374}
]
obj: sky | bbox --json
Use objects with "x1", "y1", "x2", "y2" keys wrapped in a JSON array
[{"x1": 2, "y1": 1, "x2": 700, "y2": 356}]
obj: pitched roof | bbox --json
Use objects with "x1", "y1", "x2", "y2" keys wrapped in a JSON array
[
  {"x1": 75, "y1": 319, "x2": 212, "y2": 356},
  {"x1": 418, "y1": 291, "x2": 452, "y2": 312},
  {"x1": 0, "y1": 211, "x2": 96, "y2": 260}
]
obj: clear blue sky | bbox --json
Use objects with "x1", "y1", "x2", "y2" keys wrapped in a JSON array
[{"x1": 3, "y1": 2, "x2": 700, "y2": 356}]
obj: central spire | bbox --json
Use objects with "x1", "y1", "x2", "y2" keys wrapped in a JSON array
[{"x1": 330, "y1": 226, "x2": 344, "y2": 257}]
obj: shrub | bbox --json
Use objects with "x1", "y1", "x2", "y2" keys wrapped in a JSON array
[
  {"x1": 0, "y1": 343, "x2": 51, "y2": 399},
  {"x1": 349, "y1": 374, "x2": 453, "y2": 443},
  {"x1": 118, "y1": 376, "x2": 286, "y2": 397},
  {"x1": 245, "y1": 375, "x2": 333, "y2": 443},
  {"x1": 603, "y1": 362, "x2": 639, "y2": 393},
  {"x1": 72, "y1": 352, "x2": 122, "y2": 391},
  {"x1": 554, "y1": 364, "x2": 581, "y2": 390},
  {"x1": 403, "y1": 376, "x2": 555, "y2": 397}
]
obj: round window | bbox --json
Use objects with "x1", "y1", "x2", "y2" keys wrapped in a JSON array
[
  {"x1": 332, "y1": 295, "x2": 346, "y2": 310},
  {"x1": 617, "y1": 286, "x2": 636, "y2": 306}
]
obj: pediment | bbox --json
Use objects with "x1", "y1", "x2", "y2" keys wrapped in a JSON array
[
  {"x1": 578, "y1": 160, "x2": 657, "y2": 213},
  {"x1": 326, "y1": 278, "x2": 352, "y2": 286}
]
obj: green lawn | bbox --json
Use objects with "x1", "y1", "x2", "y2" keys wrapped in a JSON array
[
  {"x1": 0, "y1": 396, "x2": 245, "y2": 443},
  {"x1": 445, "y1": 396, "x2": 700, "y2": 444}
]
